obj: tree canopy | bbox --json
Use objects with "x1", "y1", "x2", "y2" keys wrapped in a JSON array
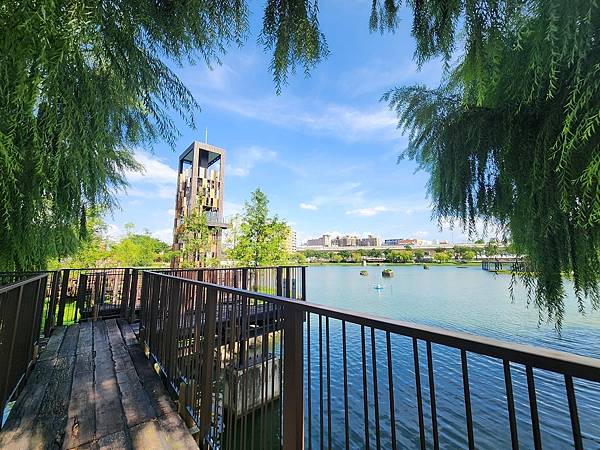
[
  {"x1": 50, "y1": 218, "x2": 171, "y2": 269},
  {"x1": 228, "y1": 188, "x2": 290, "y2": 266},
  {"x1": 0, "y1": 1, "x2": 326, "y2": 271},
  {"x1": 378, "y1": 0, "x2": 600, "y2": 326}
]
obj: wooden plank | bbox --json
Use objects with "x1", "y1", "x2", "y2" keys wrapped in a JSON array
[
  {"x1": 34, "y1": 355, "x2": 76, "y2": 449},
  {"x1": 95, "y1": 430, "x2": 131, "y2": 450},
  {"x1": 105, "y1": 319, "x2": 156, "y2": 428},
  {"x1": 115, "y1": 369, "x2": 156, "y2": 428},
  {"x1": 0, "y1": 359, "x2": 56, "y2": 449},
  {"x1": 117, "y1": 319, "x2": 137, "y2": 347},
  {"x1": 38, "y1": 326, "x2": 66, "y2": 361},
  {"x1": 129, "y1": 419, "x2": 170, "y2": 450},
  {"x1": 64, "y1": 323, "x2": 96, "y2": 449},
  {"x1": 158, "y1": 413, "x2": 199, "y2": 449},
  {"x1": 126, "y1": 346, "x2": 176, "y2": 418},
  {"x1": 72, "y1": 430, "x2": 131, "y2": 450},
  {"x1": 93, "y1": 321, "x2": 126, "y2": 440},
  {"x1": 59, "y1": 324, "x2": 80, "y2": 357},
  {"x1": 93, "y1": 320, "x2": 110, "y2": 352},
  {"x1": 77, "y1": 321, "x2": 93, "y2": 355}
]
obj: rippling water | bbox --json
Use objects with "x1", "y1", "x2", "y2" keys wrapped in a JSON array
[{"x1": 302, "y1": 265, "x2": 600, "y2": 449}]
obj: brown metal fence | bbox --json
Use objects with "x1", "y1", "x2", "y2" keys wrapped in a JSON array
[
  {"x1": 0, "y1": 266, "x2": 306, "y2": 339},
  {"x1": 139, "y1": 271, "x2": 600, "y2": 450},
  {"x1": 139, "y1": 269, "x2": 306, "y2": 449},
  {"x1": 0, "y1": 274, "x2": 48, "y2": 420}
]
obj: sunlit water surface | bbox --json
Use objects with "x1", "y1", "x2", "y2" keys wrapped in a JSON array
[{"x1": 302, "y1": 265, "x2": 600, "y2": 449}]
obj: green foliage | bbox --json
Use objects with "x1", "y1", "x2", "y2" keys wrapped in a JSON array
[
  {"x1": 388, "y1": 250, "x2": 414, "y2": 263},
  {"x1": 229, "y1": 188, "x2": 289, "y2": 266},
  {"x1": 179, "y1": 206, "x2": 214, "y2": 268},
  {"x1": 382, "y1": 0, "x2": 600, "y2": 326},
  {"x1": 52, "y1": 217, "x2": 170, "y2": 268},
  {"x1": 110, "y1": 229, "x2": 171, "y2": 267},
  {"x1": 0, "y1": 1, "x2": 328, "y2": 271},
  {"x1": 433, "y1": 251, "x2": 450, "y2": 263},
  {"x1": 484, "y1": 242, "x2": 500, "y2": 257},
  {"x1": 48, "y1": 208, "x2": 109, "y2": 269},
  {"x1": 463, "y1": 251, "x2": 477, "y2": 261}
]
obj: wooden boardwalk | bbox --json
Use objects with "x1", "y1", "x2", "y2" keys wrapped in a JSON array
[{"x1": 0, "y1": 319, "x2": 198, "y2": 450}]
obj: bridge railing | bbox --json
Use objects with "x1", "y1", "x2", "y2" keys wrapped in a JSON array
[
  {"x1": 0, "y1": 274, "x2": 48, "y2": 421},
  {"x1": 139, "y1": 270, "x2": 600, "y2": 449},
  {"x1": 0, "y1": 266, "x2": 307, "y2": 338}
]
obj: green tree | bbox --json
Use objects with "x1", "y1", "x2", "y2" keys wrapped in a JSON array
[
  {"x1": 433, "y1": 252, "x2": 451, "y2": 263},
  {"x1": 229, "y1": 188, "x2": 289, "y2": 267},
  {"x1": 49, "y1": 208, "x2": 110, "y2": 269},
  {"x1": 178, "y1": 206, "x2": 213, "y2": 268},
  {"x1": 110, "y1": 230, "x2": 170, "y2": 267},
  {"x1": 350, "y1": 252, "x2": 361, "y2": 263},
  {"x1": 463, "y1": 251, "x2": 477, "y2": 262},
  {"x1": 414, "y1": 249, "x2": 425, "y2": 261},
  {"x1": 0, "y1": 1, "x2": 326, "y2": 271},
  {"x1": 484, "y1": 242, "x2": 500, "y2": 257},
  {"x1": 380, "y1": 0, "x2": 600, "y2": 325}
]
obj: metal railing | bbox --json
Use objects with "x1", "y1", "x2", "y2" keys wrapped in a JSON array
[
  {"x1": 139, "y1": 271, "x2": 600, "y2": 450},
  {"x1": 0, "y1": 266, "x2": 306, "y2": 338},
  {"x1": 0, "y1": 274, "x2": 48, "y2": 420}
]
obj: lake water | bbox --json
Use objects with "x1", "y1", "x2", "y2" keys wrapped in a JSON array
[{"x1": 302, "y1": 265, "x2": 600, "y2": 449}]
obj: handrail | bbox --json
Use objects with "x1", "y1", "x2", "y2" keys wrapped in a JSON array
[
  {"x1": 145, "y1": 271, "x2": 600, "y2": 382},
  {"x1": 0, "y1": 273, "x2": 48, "y2": 423},
  {"x1": 0, "y1": 273, "x2": 49, "y2": 294}
]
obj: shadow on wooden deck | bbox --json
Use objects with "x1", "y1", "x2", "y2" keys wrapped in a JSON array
[{"x1": 0, "y1": 319, "x2": 198, "y2": 449}]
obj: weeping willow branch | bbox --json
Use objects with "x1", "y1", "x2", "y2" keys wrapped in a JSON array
[{"x1": 382, "y1": 0, "x2": 600, "y2": 327}]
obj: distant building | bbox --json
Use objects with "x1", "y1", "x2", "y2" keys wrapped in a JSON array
[
  {"x1": 305, "y1": 233, "x2": 381, "y2": 247},
  {"x1": 332, "y1": 235, "x2": 357, "y2": 247},
  {"x1": 357, "y1": 235, "x2": 380, "y2": 246},
  {"x1": 383, "y1": 238, "x2": 418, "y2": 246},
  {"x1": 285, "y1": 229, "x2": 297, "y2": 253},
  {"x1": 306, "y1": 234, "x2": 331, "y2": 247},
  {"x1": 172, "y1": 141, "x2": 227, "y2": 267}
]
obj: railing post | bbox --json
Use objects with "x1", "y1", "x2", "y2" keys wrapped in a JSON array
[
  {"x1": 138, "y1": 271, "x2": 148, "y2": 345},
  {"x1": 282, "y1": 303, "x2": 304, "y2": 450},
  {"x1": 301, "y1": 266, "x2": 306, "y2": 301},
  {"x1": 56, "y1": 269, "x2": 70, "y2": 326},
  {"x1": 128, "y1": 269, "x2": 139, "y2": 322},
  {"x1": 120, "y1": 268, "x2": 131, "y2": 319},
  {"x1": 285, "y1": 267, "x2": 291, "y2": 298},
  {"x1": 75, "y1": 274, "x2": 87, "y2": 323},
  {"x1": 276, "y1": 267, "x2": 283, "y2": 297},
  {"x1": 198, "y1": 286, "x2": 217, "y2": 448},
  {"x1": 44, "y1": 271, "x2": 60, "y2": 336}
]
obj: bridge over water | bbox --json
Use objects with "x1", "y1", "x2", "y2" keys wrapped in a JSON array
[{"x1": 1, "y1": 265, "x2": 598, "y2": 449}]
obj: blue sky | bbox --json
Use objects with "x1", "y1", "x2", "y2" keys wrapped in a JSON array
[{"x1": 109, "y1": 3, "x2": 473, "y2": 245}]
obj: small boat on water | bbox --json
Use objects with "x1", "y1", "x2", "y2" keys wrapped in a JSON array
[
  {"x1": 373, "y1": 284, "x2": 384, "y2": 290},
  {"x1": 423, "y1": 264, "x2": 430, "y2": 270},
  {"x1": 382, "y1": 268, "x2": 394, "y2": 277},
  {"x1": 360, "y1": 270, "x2": 368, "y2": 276}
]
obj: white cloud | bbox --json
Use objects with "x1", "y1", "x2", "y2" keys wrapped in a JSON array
[
  {"x1": 126, "y1": 151, "x2": 177, "y2": 184},
  {"x1": 227, "y1": 146, "x2": 278, "y2": 177},
  {"x1": 224, "y1": 200, "x2": 243, "y2": 217},
  {"x1": 123, "y1": 151, "x2": 177, "y2": 201},
  {"x1": 300, "y1": 203, "x2": 318, "y2": 210},
  {"x1": 198, "y1": 93, "x2": 399, "y2": 143},
  {"x1": 152, "y1": 228, "x2": 173, "y2": 244},
  {"x1": 104, "y1": 224, "x2": 122, "y2": 241},
  {"x1": 306, "y1": 182, "x2": 366, "y2": 209},
  {"x1": 346, "y1": 206, "x2": 391, "y2": 217}
]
